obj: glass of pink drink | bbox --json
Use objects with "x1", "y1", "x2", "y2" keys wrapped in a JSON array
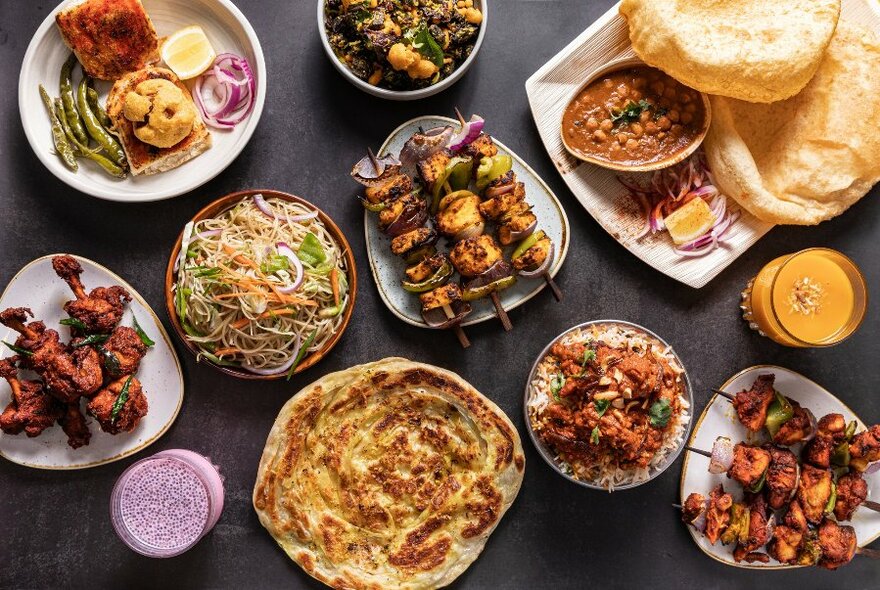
[{"x1": 110, "y1": 449, "x2": 224, "y2": 558}]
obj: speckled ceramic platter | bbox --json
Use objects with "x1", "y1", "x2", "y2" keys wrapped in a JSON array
[
  {"x1": 0, "y1": 255, "x2": 184, "y2": 469},
  {"x1": 524, "y1": 0, "x2": 880, "y2": 288},
  {"x1": 18, "y1": 0, "x2": 266, "y2": 202},
  {"x1": 365, "y1": 115, "x2": 570, "y2": 329},
  {"x1": 680, "y1": 366, "x2": 880, "y2": 569}
]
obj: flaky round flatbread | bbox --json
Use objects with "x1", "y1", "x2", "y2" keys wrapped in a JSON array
[
  {"x1": 253, "y1": 358, "x2": 525, "y2": 589},
  {"x1": 620, "y1": 0, "x2": 841, "y2": 103},
  {"x1": 703, "y1": 22, "x2": 880, "y2": 225}
]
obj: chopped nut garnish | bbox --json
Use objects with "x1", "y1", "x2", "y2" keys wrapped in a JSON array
[{"x1": 787, "y1": 276, "x2": 826, "y2": 316}]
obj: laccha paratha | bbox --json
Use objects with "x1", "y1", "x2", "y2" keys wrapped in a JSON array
[{"x1": 253, "y1": 358, "x2": 525, "y2": 589}]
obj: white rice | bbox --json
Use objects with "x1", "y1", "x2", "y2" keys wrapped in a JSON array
[{"x1": 527, "y1": 323, "x2": 690, "y2": 491}]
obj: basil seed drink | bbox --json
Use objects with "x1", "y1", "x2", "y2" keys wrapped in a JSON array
[{"x1": 110, "y1": 450, "x2": 224, "y2": 557}]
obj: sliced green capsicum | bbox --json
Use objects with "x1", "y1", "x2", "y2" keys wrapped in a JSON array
[
  {"x1": 475, "y1": 155, "x2": 512, "y2": 190},
  {"x1": 765, "y1": 391, "x2": 794, "y2": 437},
  {"x1": 401, "y1": 261, "x2": 454, "y2": 293}
]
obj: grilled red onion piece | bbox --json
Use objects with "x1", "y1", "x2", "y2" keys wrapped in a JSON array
[{"x1": 708, "y1": 436, "x2": 734, "y2": 474}]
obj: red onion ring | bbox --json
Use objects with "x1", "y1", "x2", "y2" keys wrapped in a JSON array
[
  {"x1": 505, "y1": 219, "x2": 538, "y2": 243},
  {"x1": 275, "y1": 242, "x2": 304, "y2": 293},
  {"x1": 243, "y1": 333, "x2": 301, "y2": 375},
  {"x1": 195, "y1": 229, "x2": 222, "y2": 240},
  {"x1": 451, "y1": 221, "x2": 485, "y2": 243},
  {"x1": 253, "y1": 195, "x2": 319, "y2": 224},
  {"x1": 448, "y1": 115, "x2": 485, "y2": 152},
  {"x1": 518, "y1": 243, "x2": 554, "y2": 279},
  {"x1": 194, "y1": 53, "x2": 256, "y2": 129},
  {"x1": 484, "y1": 181, "x2": 515, "y2": 199}
]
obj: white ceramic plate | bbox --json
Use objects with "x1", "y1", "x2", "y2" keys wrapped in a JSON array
[
  {"x1": 18, "y1": 0, "x2": 266, "y2": 202},
  {"x1": 680, "y1": 365, "x2": 880, "y2": 569},
  {"x1": 524, "y1": 0, "x2": 880, "y2": 288},
  {"x1": 317, "y1": 0, "x2": 487, "y2": 101},
  {"x1": 366, "y1": 116, "x2": 570, "y2": 328},
  {"x1": 0, "y1": 255, "x2": 184, "y2": 469}
]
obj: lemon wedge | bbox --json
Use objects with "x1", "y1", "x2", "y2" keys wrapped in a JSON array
[
  {"x1": 663, "y1": 198, "x2": 717, "y2": 245},
  {"x1": 161, "y1": 26, "x2": 216, "y2": 80}
]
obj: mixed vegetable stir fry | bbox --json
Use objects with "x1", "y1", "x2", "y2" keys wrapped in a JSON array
[{"x1": 325, "y1": 0, "x2": 482, "y2": 91}]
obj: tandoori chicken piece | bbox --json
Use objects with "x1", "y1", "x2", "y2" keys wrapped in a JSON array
[
  {"x1": 797, "y1": 464, "x2": 833, "y2": 525},
  {"x1": 87, "y1": 375, "x2": 148, "y2": 435},
  {"x1": 0, "y1": 307, "x2": 102, "y2": 401},
  {"x1": 834, "y1": 471, "x2": 868, "y2": 522},
  {"x1": 728, "y1": 443, "x2": 771, "y2": 489},
  {"x1": 101, "y1": 326, "x2": 148, "y2": 376},
  {"x1": 0, "y1": 357, "x2": 62, "y2": 437},
  {"x1": 705, "y1": 484, "x2": 734, "y2": 545},
  {"x1": 732, "y1": 374, "x2": 775, "y2": 432},
  {"x1": 681, "y1": 492, "x2": 705, "y2": 525},
  {"x1": 52, "y1": 255, "x2": 131, "y2": 333},
  {"x1": 817, "y1": 519, "x2": 857, "y2": 571},
  {"x1": 364, "y1": 173, "x2": 413, "y2": 205},
  {"x1": 764, "y1": 445, "x2": 800, "y2": 510},
  {"x1": 435, "y1": 193, "x2": 484, "y2": 240},
  {"x1": 738, "y1": 494, "x2": 770, "y2": 554},
  {"x1": 849, "y1": 424, "x2": 880, "y2": 473},
  {"x1": 803, "y1": 413, "x2": 847, "y2": 469},
  {"x1": 449, "y1": 234, "x2": 504, "y2": 278},
  {"x1": 732, "y1": 547, "x2": 770, "y2": 564},
  {"x1": 784, "y1": 499, "x2": 809, "y2": 533},
  {"x1": 768, "y1": 524, "x2": 804, "y2": 565},
  {"x1": 58, "y1": 401, "x2": 91, "y2": 449},
  {"x1": 773, "y1": 399, "x2": 815, "y2": 446}
]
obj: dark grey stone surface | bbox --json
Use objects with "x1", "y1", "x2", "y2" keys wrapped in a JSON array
[{"x1": 1, "y1": 1, "x2": 878, "y2": 588}]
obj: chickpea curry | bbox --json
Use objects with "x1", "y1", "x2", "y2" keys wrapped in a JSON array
[
  {"x1": 324, "y1": 0, "x2": 482, "y2": 91},
  {"x1": 562, "y1": 66, "x2": 707, "y2": 166}
]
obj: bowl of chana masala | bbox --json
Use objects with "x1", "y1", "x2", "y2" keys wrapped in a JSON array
[
  {"x1": 319, "y1": 0, "x2": 486, "y2": 99},
  {"x1": 561, "y1": 58, "x2": 711, "y2": 172}
]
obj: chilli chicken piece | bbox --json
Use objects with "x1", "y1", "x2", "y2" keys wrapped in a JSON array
[
  {"x1": 52, "y1": 255, "x2": 131, "y2": 333},
  {"x1": 87, "y1": 375, "x2": 148, "y2": 435},
  {"x1": 0, "y1": 357, "x2": 62, "y2": 437}
]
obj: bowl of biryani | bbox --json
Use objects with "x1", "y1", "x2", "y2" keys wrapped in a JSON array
[
  {"x1": 164, "y1": 189, "x2": 357, "y2": 380},
  {"x1": 524, "y1": 320, "x2": 693, "y2": 490},
  {"x1": 318, "y1": 0, "x2": 487, "y2": 100}
]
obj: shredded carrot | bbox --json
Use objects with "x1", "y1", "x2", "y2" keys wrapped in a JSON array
[
  {"x1": 213, "y1": 348, "x2": 240, "y2": 357},
  {"x1": 221, "y1": 244, "x2": 258, "y2": 269},
  {"x1": 231, "y1": 308, "x2": 298, "y2": 330},
  {"x1": 330, "y1": 268, "x2": 340, "y2": 307}
]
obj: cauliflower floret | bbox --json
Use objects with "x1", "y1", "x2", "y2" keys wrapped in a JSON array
[
  {"x1": 123, "y1": 79, "x2": 195, "y2": 148},
  {"x1": 387, "y1": 43, "x2": 438, "y2": 80}
]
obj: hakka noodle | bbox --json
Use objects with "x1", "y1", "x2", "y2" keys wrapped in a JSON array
[
  {"x1": 703, "y1": 23, "x2": 880, "y2": 225},
  {"x1": 619, "y1": 0, "x2": 841, "y2": 103}
]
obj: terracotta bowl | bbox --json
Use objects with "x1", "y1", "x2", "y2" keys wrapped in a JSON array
[
  {"x1": 560, "y1": 56, "x2": 712, "y2": 173},
  {"x1": 164, "y1": 189, "x2": 357, "y2": 380}
]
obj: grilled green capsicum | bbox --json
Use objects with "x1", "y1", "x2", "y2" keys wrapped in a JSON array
[
  {"x1": 512, "y1": 230, "x2": 546, "y2": 261},
  {"x1": 475, "y1": 154, "x2": 512, "y2": 190},
  {"x1": 765, "y1": 391, "x2": 794, "y2": 436},
  {"x1": 461, "y1": 275, "x2": 517, "y2": 301},
  {"x1": 431, "y1": 156, "x2": 473, "y2": 212},
  {"x1": 402, "y1": 261, "x2": 454, "y2": 293}
]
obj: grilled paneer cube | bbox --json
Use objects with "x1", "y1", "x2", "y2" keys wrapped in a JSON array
[
  {"x1": 512, "y1": 236, "x2": 552, "y2": 271},
  {"x1": 460, "y1": 133, "x2": 497, "y2": 161},
  {"x1": 435, "y1": 194, "x2": 484, "y2": 239},
  {"x1": 406, "y1": 253, "x2": 449, "y2": 284},
  {"x1": 449, "y1": 235, "x2": 503, "y2": 278},
  {"x1": 419, "y1": 283, "x2": 463, "y2": 311},
  {"x1": 417, "y1": 149, "x2": 451, "y2": 192},
  {"x1": 479, "y1": 182, "x2": 526, "y2": 219},
  {"x1": 797, "y1": 465, "x2": 833, "y2": 525},
  {"x1": 365, "y1": 173, "x2": 413, "y2": 204},
  {"x1": 498, "y1": 210, "x2": 537, "y2": 245},
  {"x1": 390, "y1": 228, "x2": 437, "y2": 258}
]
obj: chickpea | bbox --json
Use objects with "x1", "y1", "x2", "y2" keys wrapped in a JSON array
[
  {"x1": 663, "y1": 87, "x2": 677, "y2": 100},
  {"x1": 617, "y1": 84, "x2": 630, "y2": 98},
  {"x1": 600, "y1": 119, "x2": 613, "y2": 132},
  {"x1": 645, "y1": 121, "x2": 659, "y2": 135},
  {"x1": 657, "y1": 131, "x2": 667, "y2": 140},
  {"x1": 586, "y1": 117, "x2": 599, "y2": 130},
  {"x1": 659, "y1": 97, "x2": 671, "y2": 109},
  {"x1": 630, "y1": 90, "x2": 642, "y2": 101},
  {"x1": 650, "y1": 81, "x2": 664, "y2": 95},
  {"x1": 667, "y1": 109, "x2": 680, "y2": 123},
  {"x1": 657, "y1": 116, "x2": 671, "y2": 131},
  {"x1": 603, "y1": 78, "x2": 613, "y2": 88},
  {"x1": 625, "y1": 138, "x2": 640, "y2": 151},
  {"x1": 685, "y1": 103, "x2": 697, "y2": 113},
  {"x1": 593, "y1": 130, "x2": 608, "y2": 142},
  {"x1": 680, "y1": 112, "x2": 693, "y2": 125},
  {"x1": 633, "y1": 77, "x2": 647, "y2": 89},
  {"x1": 670, "y1": 124, "x2": 684, "y2": 136},
  {"x1": 610, "y1": 143, "x2": 622, "y2": 153},
  {"x1": 617, "y1": 133, "x2": 628, "y2": 146},
  {"x1": 680, "y1": 93, "x2": 693, "y2": 104},
  {"x1": 639, "y1": 110, "x2": 651, "y2": 123},
  {"x1": 630, "y1": 123, "x2": 644, "y2": 138}
]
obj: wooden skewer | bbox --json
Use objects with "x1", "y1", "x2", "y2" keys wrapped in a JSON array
[
  {"x1": 671, "y1": 503, "x2": 683, "y2": 510},
  {"x1": 442, "y1": 304, "x2": 470, "y2": 349},
  {"x1": 543, "y1": 272, "x2": 563, "y2": 302},
  {"x1": 712, "y1": 388, "x2": 735, "y2": 401},
  {"x1": 489, "y1": 292, "x2": 513, "y2": 332},
  {"x1": 685, "y1": 445, "x2": 712, "y2": 458},
  {"x1": 454, "y1": 106, "x2": 467, "y2": 126},
  {"x1": 366, "y1": 147, "x2": 381, "y2": 175},
  {"x1": 858, "y1": 547, "x2": 880, "y2": 559}
]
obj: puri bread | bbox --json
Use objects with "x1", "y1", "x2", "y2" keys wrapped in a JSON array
[
  {"x1": 703, "y1": 23, "x2": 880, "y2": 225},
  {"x1": 619, "y1": 0, "x2": 841, "y2": 103},
  {"x1": 253, "y1": 358, "x2": 525, "y2": 589}
]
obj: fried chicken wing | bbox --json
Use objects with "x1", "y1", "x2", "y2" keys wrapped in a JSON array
[
  {"x1": 101, "y1": 326, "x2": 147, "y2": 376},
  {"x1": 728, "y1": 443, "x2": 771, "y2": 489},
  {"x1": 764, "y1": 445, "x2": 800, "y2": 510},
  {"x1": 87, "y1": 375, "x2": 148, "y2": 435},
  {"x1": 0, "y1": 357, "x2": 62, "y2": 437},
  {"x1": 732, "y1": 374, "x2": 775, "y2": 432},
  {"x1": 797, "y1": 465, "x2": 833, "y2": 525},
  {"x1": 817, "y1": 519, "x2": 857, "y2": 571},
  {"x1": 834, "y1": 472, "x2": 868, "y2": 522},
  {"x1": 58, "y1": 401, "x2": 91, "y2": 449},
  {"x1": 850, "y1": 424, "x2": 880, "y2": 472},
  {"x1": 52, "y1": 256, "x2": 131, "y2": 333}
]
